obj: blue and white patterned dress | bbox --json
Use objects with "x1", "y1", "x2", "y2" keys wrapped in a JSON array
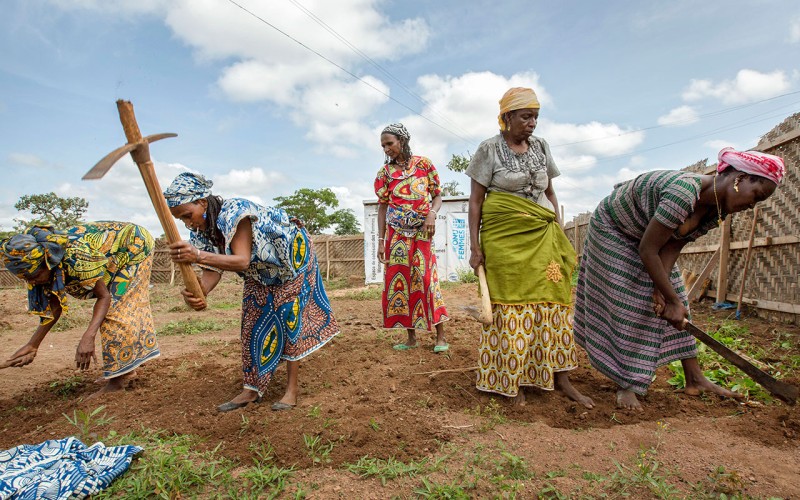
[{"x1": 190, "y1": 198, "x2": 339, "y2": 395}]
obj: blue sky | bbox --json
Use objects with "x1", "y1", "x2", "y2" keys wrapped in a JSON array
[{"x1": 2, "y1": 0, "x2": 799, "y2": 236}]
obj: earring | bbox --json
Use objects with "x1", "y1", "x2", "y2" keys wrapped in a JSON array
[
  {"x1": 734, "y1": 176, "x2": 741, "y2": 193},
  {"x1": 202, "y1": 212, "x2": 207, "y2": 220}
]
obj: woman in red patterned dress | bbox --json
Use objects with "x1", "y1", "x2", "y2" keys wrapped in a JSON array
[{"x1": 375, "y1": 123, "x2": 449, "y2": 352}]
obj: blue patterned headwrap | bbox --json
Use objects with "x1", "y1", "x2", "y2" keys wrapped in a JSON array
[
  {"x1": 0, "y1": 226, "x2": 68, "y2": 323},
  {"x1": 163, "y1": 172, "x2": 214, "y2": 208}
]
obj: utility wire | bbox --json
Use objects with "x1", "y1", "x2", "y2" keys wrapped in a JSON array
[
  {"x1": 226, "y1": 0, "x2": 472, "y2": 142},
  {"x1": 284, "y1": 0, "x2": 474, "y2": 140}
]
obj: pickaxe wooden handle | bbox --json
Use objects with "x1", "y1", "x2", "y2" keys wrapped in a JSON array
[
  {"x1": 685, "y1": 321, "x2": 797, "y2": 405},
  {"x1": 83, "y1": 100, "x2": 206, "y2": 309}
]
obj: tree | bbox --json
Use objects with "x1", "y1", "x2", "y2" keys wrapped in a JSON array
[
  {"x1": 274, "y1": 187, "x2": 360, "y2": 235},
  {"x1": 439, "y1": 152, "x2": 471, "y2": 196},
  {"x1": 14, "y1": 192, "x2": 89, "y2": 231},
  {"x1": 330, "y1": 209, "x2": 360, "y2": 235}
]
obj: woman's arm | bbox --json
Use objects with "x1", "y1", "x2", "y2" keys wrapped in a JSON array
[
  {"x1": 181, "y1": 270, "x2": 223, "y2": 311},
  {"x1": 424, "y1": 194, "x2": 443, "y2": 237},
  {"x1": 1, "y1": 295, "x2": 63, "y2": 368},
  {"x1": 468, "y1": 179, "x2": 487, "y2": 270},
  {"x1": 544, "y1": 179, "x2": 562, "y2": 226},
  {"x1": 639, "y1": 220, "x2": 689, "y2": 329},
  {"x1": 377, "y1": 203, "x2": 388, "y2": 263},
  {"x1": 170, "y1": 219, "x2": 253, "y2": 272},
  {"x1": 75, "y1": 279, "x2": 112, "y2": 370}
]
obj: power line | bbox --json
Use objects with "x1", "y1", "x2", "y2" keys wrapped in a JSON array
[
  {"x1": 225, "y1": 0, "x2": 471, "y2": 142},
  {"x1": 550, "y1": 90, "x2": 800, "y2": 149},
  {"x1": 284, "y1": 0, "x2": 473, "y2": 140}
]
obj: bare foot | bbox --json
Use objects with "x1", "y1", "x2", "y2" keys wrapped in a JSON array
[
  {"x1": 86, "y1": 375, "x2": 127, "y2": 399},
  {"x1": 555, "y1": 373, "x2": 594, "y2": 409},
  {"x1": 682, "y1": 357, "x2": 743, "y2": 400},
  {"x1": 616, "y1": 389, "x2": 643, "y2": 411},
  {"x1": 512, "y1": 390, "x2": 526, "y2": 406},
  {"x1": 684, "y1": 378, "x2": 744, "y2": 400}
]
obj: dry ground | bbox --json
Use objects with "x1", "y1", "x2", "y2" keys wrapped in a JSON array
[{"x1": 0, "y1": 278, "x2": 798, "y2": 498}]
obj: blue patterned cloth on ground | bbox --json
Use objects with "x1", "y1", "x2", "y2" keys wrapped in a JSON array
[{"x1": 0, "y1": 437, "x2": 141, "y2": 499}]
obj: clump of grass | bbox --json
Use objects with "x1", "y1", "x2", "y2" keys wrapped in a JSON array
[
  {"x1": 414, "y1": 477, "x2": 471, "y2": 499},
  {"x1": 211, "y1": 301, "x2": 240, "y2": 310},
  {"x1": 303, "y1": 434, "x2": 335, "y2": 465},
  {"x1": 96, "y1": 430, "x2": 234, "y2": 499},
  {"x1": 239, "y1": 442, "x2": 295, "y2": 498},
  {"x1": 342, "y1": 287, "x2": 382, "y2": 301},
  {"x1": 455, "y1": 267, "x2": 478, "y2": 283},
  {"x1": 158, "y1": 318, "x2": 228, "y2": 336},
  {"x1": 63, "y1": 405, "x2": 115, "y2": 443},
  {"x1": 50, "y1": 375, "x2": 86, "y2": 399},
  {"x1": 323, "y1": 277, "x2": 350, "y2": 291},
  {"x1": 468, "y1": 398, "x2": 507, "y2": 431},
  {"x1": 345, "y1": 456, "x2": 432, "y2": 485}
]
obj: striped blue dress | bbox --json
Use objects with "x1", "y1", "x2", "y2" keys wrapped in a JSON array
[{"x1": 574, "y1": 170, "x2": 718, "y2": 395}]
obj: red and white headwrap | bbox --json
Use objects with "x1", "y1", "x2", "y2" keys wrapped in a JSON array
[{"x1": 717, "y1": 147, "x2": 786, "y2": 185}]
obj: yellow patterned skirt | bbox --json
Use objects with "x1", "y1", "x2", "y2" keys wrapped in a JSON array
[
  {"x1": 476, "y1": 302, "x2": 578, "y2": 397},
  {"x1": 99, "y1": 256, "x2": 160, "y2": 378}
]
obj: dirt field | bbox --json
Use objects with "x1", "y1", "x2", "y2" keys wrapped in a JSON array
[{"x1": 0, "y1": 278, "x2": 798, "y2": 498}]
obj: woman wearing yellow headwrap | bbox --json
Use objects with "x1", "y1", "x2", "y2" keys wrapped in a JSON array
[
  {"x1": 465, "y1": 87, "x2": 593, "y2": 408},
  {"x1": 0, "y1": 222, "x2": 160, "y2": 396}
]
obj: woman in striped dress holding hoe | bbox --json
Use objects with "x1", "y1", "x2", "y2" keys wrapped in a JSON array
[{"x1": 574, "y1": 147, "x2": 785, "y2": 410}]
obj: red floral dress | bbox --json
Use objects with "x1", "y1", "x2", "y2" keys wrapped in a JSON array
[{"x1": 374, "y1": 156, "x2": 449, "y2": 330}]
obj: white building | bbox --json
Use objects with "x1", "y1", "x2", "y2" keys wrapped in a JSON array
[{"x1": 363, "y1": 196, "x2": 473, "y2": 284}]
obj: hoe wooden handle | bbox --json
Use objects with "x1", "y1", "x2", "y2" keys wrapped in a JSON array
[
  {"x1": 116, "y1": 100, "x2": 206, "y2": 307},
  {"x1": 476, "y1": 265, "x2": 493, "y2": 326}
]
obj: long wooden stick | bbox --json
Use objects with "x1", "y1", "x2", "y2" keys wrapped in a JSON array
[
  {"x1": 116, "y1": 101, "x2": 206, "y2": 306},
  {"x1": 736, "y1": 207, "x2": 759, "y2": 319},
  {"x1": 413, "y1": 366, "x2": 478, "y2": 376},
  {"x1": 687, "y1": 247, "x2": 720, "y2": 302},
  {"x1": 476, "y1": 265, "x2": 492, "y2": 325}
]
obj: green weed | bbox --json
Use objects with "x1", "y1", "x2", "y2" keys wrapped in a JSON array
[
  {"x1": 49, "y1": 375, "x2": 86, "y2": 399},
  {"x1": 369, "y1": 417, "x2": 380, "y2": 431},
  {"x1": 455, "y1": 267, "x2": 478, "y2": 283},
  {"x1": 211, "y1": 301, "x2": 240, "y2": 310},
  {"x1": 96, "y1": 430, "x2": 234, "y2": 499},
  {"x1": 63, "y1": 405, "x2": 114, "y2": 442},
  {"x1": 341, "y1": 287, "x2": 382, "y2": 301},
  {"x1": 345, "y1": 456, "x2": 432, "y2": 485},
  {"x1": 306, "y1": 405, "x2": 321, "y2": 418},
  {"x1": 414, "y1": 477, "x2": 471, "y2": 499},
  {"x1": 158, "y1": 318, "x2": 228, "y2": 336},
  {"x1": 239, "y1": 442, "x2": 295, "y2": 498},
  {"x1": 470, "y1": 398, "x2": 507, "y2": 431},
  {"x1": 303, "y1": 434, "x2": 335, "y2": 465}
]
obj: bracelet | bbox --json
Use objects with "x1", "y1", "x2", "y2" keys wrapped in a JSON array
[{"x1": 195, "y1": 247, "x2": 202, "y2": 263}]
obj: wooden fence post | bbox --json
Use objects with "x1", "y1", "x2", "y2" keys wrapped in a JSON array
[
  {"x1": 326, "y1": 239, "x2": 331, "y2": 281},
  {"x1": 716, "y1": 217, "x2": 731, "y2": 303}
]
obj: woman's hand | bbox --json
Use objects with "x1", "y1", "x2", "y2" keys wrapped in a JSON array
[
  {"x1": 377, "y1": 244, "x2": 387, "y2": 264},
  {"x1": 75, "y1": 332, "x2": 98, "y2": 371},
  {"x1": 424, "y1": 212, "x2": 437, "y2": 237},
  {"x1": 182, "y1": 288, "x2": 208, "y2": 311},
  {"x1": 652, "y1": 289, "x2": 666, "y2": 317},
  {"x1": 1, "y1": 344, "x2": 38, "y2": 369},
  {"x1": 290, "y1": 217, "x2": 305, "y2": 229},
  {"x1": 469, "y1": 248, "x2": 484, "y2": 270},
  {"x1": 661, "y1": 298, "x2": 688, "y2": 330},
  {"x1": 169, "y1": 241, "x2": 201, "y2": 264}
]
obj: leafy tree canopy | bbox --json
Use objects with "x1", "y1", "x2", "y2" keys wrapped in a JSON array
[
  {"x1": 274, "y1": 188, "x2": 361, "y2": 235},
  {"x1": 13, "y1": 192, "x2": 89, "y2": 232}
]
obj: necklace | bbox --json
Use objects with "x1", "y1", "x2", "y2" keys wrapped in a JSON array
[{"x1": 713, "y1": 174, "x2": 723, "y2": 226}]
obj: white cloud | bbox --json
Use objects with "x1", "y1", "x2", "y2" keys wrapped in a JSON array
[
  {"x1": 212, "y1": 167, "x2": 288, "y2": 202},
  {"x1": 7, "y1": 153, "x2": 50, "y2": 168},
  {"x1": 790, "y1": 17, "x2": 800, "y2": 43},
  {"x1": 657, "y1": 105, "x2": 699, "y2": 126},
  {"x1": 49, "y1": 0, "x2": 430, "y2": 155},
  {"x1": 682, "y1": 69, "x2": 791, "y2": 104},
  {"x1": 704, "y1": 139, "x2": 737, "y2": 153}
]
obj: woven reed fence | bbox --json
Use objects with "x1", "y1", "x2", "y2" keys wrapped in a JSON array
[
  {"x1": 0, "y1": 233, "x2": 367, "y2": 288},
  {"x1": 563, "y1": 112, "x2": 800, "y2": 323}
]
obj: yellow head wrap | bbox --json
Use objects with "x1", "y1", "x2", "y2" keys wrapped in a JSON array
[{"x1": 498, "y1": 87, "x2": 540, "y2": 131}]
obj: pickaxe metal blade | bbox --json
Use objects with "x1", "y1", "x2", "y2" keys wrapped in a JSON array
[{"x1": 83, "y1": 133, "x2": 177, "y2": 180}]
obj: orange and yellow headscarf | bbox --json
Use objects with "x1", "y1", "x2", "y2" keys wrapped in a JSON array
[{"x1": 498, "y1": 87, "x2": 540, "y2": 131}]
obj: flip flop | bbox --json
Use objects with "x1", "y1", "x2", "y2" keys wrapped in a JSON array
[
  {"x1": 393, "y1": 343, "x2": 418, "y2": 351},
  {"x1": 433, "y1": 344, "x2": 449, "y2": 353},
  {"x1": 271, "y1": 401, "x2": 296, "y2": 411}
]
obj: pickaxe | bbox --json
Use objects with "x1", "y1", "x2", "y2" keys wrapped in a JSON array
[
  {"x1": 463, "y1": 264, "x2": 493, "y2": 326},
  {"x1": 83, "y1": 100, "x2": 206, "y2": 309}
]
